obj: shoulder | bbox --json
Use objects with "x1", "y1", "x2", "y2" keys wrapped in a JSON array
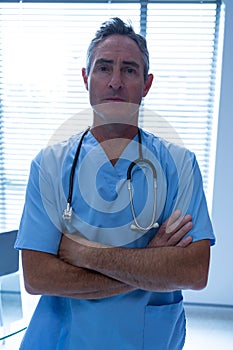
[
  {"x1": 32, "y1": 131, "x2": 84, "y2": 167},
  {"x1": 141, "y1": 128, "x2": 196, "y2": 165}
]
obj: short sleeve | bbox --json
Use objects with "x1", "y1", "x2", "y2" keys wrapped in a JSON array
[
  {"x1": 185, "y1": 154, "x2": 215, "y2": 245},
  {"x1": 156, "y1": 138, "x2": 215, "y2": 246},
  {"x1": 15, "y1": 151, "x2": 62, "y2": 254}
]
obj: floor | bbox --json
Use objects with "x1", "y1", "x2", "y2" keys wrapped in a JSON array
[
  {"x1": 184, "y1": 304, "x2": 233, "y2": 350},
  {"x1": 1, "y1": 301, "x2": 233, "y2": 349}
]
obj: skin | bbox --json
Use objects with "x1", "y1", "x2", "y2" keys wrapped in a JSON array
[
  {"x1": 82, "y1": 35, "x2": 153, "y2": 111},
  {"x1": 23, "y1": 211, "x2": 200, "y2": 299},
  {"x1": 82, "y1": 34, "x2": 153, "y2": 163},
  {"x1": 22, "y1": 34, "x2": 211, "y2": 299}
]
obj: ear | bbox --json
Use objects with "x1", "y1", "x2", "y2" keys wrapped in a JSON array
[
  {"x1": 143, "y1": 74, "x2": 153, "y2": 97},
  {"x1": 82, "y1": 68, "x2": 89, "y2": 91}
]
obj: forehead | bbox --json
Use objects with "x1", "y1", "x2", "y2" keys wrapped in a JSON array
[{"x1": 92, "y1": 34, "x2": 144, "y2": 65}]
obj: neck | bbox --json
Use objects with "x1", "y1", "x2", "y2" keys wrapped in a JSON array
[
  {"x1": 91, "y1": 102, "x2": 139, "y2": 141},
  {"x1": 90, "y1": 123, "x2": 138, "y2": 142},
  {"x1": 90, "y1": 123, "x2": 139, "y2": 166}
]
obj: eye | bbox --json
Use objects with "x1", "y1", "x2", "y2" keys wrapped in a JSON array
[
  {"x1": 96, "y1": 65, "x2": 111, "y2": 73},
  {"x1": 123, "y1": 67, "x2": 137, "y2": 76},
  {"x1": 126, "y1": 68, "x2": 135, "y2": 74},
  {"x1": 99, "y1": 66, "x2": 107, "y2": 71}
]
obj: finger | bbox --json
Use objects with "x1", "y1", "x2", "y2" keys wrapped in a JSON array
[
  {"x1": 176, "y1": 235, "x2": 193, "y2": 248},
  {"x1": 152, "y1": 211, "x2": 190, "y2": 242},
  {"x1": 165, "y1": 209, "x2": 182, "y2": 229},
  {"x1": 155, "y1": 210, "x2": 182, "y2": 238},
  {"x1": 167, "y1": 221, "x2": 193, "y2": 246},
  {"x1": 166, "y1": 213, "x2": 192, "y2": 234}
]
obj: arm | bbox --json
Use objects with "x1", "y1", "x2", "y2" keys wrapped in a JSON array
[
  {"x1": 62, "y1": 239, "x2": 210, "y2": 292},
  {"x1": 22, "y1": 249, "x2": 135, "y2": 299},
  {"x1": 59, "y1": 210, "x2": 203, "y2": 293},
  {"x1": 59, "y1": 210, "x2": 210, "y2": 292},
  {"x1": 21, "y1": 156, "x2": 134, "y2": 299},
  {"x1": 22, "y1": 210, "x2": 193, "y2": 299}
]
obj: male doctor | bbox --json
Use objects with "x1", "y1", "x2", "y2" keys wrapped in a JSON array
[{"x1": 15, "y1": 17, "x2": 215, "y2": 349}]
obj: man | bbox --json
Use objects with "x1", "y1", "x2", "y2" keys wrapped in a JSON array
[{"x1": 15, "y1": 18, "x2": 215, "y2": 349}]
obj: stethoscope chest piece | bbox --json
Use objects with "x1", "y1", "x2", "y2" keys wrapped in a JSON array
[{"x1": 62, "y1": 203, "x2": 73, "y2": 222}]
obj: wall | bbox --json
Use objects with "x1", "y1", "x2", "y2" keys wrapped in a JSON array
[{"x1": 184, "y1": 0, "x2": 233, "y2": 306}]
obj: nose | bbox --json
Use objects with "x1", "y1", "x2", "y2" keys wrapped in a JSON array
[{"x1": 108, "y1": 70, "x2": 123, "y2": 90}]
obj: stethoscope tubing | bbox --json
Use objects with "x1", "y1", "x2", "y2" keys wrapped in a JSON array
[
  {"x1": 63, "y1": 127, "x2": 159, "y2": 231},
  {"x1": 67, "y1": 127, "x2": 90, "y2": 205}
]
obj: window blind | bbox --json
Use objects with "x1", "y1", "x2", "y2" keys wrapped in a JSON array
[
  {"x1": 142, "y1": 1, "x2": 222, "y2": 207},
  {"x1": 0, "y1": 1, "x2": 222, "y2": 232}
]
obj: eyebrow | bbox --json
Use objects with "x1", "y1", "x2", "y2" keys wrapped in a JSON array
[
  {"x1": 122, "y1": 61, "x2": 140, "y2": 69},
  {"x1": 95, "y1": 58, "x2": 113, "y2": 65},
  {"x1": 94, "y1": 58, "x2": 140, "y2": 69}
]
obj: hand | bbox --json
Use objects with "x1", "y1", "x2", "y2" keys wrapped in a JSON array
[{"x1": 147, "y1": 210, "x2": 193, "y2": 248}]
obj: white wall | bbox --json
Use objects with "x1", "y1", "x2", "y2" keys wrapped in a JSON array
[{"x1": 184, "y1": 0, "x2": 233, "y2": 306}]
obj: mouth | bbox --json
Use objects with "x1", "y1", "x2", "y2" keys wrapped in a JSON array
[{"x1": 104, "y1": 97, "x2": 126, "y2": 102}]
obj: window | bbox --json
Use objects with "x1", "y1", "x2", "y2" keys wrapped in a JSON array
[{"x1": 0, "y1": 0, "x2": 223, "y2": 231}]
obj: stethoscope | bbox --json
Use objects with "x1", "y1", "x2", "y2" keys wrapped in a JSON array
[{"x1": 62, "y1": 127, "x2": 159, "y2": 231}]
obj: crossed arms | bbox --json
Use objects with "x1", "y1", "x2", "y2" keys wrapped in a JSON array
[{"x1": 22, "y1": 210, "x2": 211, "y2": 299}]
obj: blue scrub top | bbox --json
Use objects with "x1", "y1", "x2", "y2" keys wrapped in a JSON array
[{"x1": 15, "y1": 128, "x2": 215, "y2": 350}]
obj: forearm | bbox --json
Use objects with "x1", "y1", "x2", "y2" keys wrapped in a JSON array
[
  {"x1": 71, "y1": 240, "x2": 210, "y2": 292},
  {"x1": 22, "y1": 249, "x2": 135, "y2": 299},
  {"x1": 58, "y1": 212, "x2": 209, "y2": 293}
]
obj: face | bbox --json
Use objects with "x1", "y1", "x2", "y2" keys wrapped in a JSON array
[{"x1": 82, "y1": 35, "x2": 153, "y2": 124}]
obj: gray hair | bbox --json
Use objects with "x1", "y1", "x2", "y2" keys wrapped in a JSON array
[{"x1": 86, "y1": 17, "x2": 150, "y2": 82}]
